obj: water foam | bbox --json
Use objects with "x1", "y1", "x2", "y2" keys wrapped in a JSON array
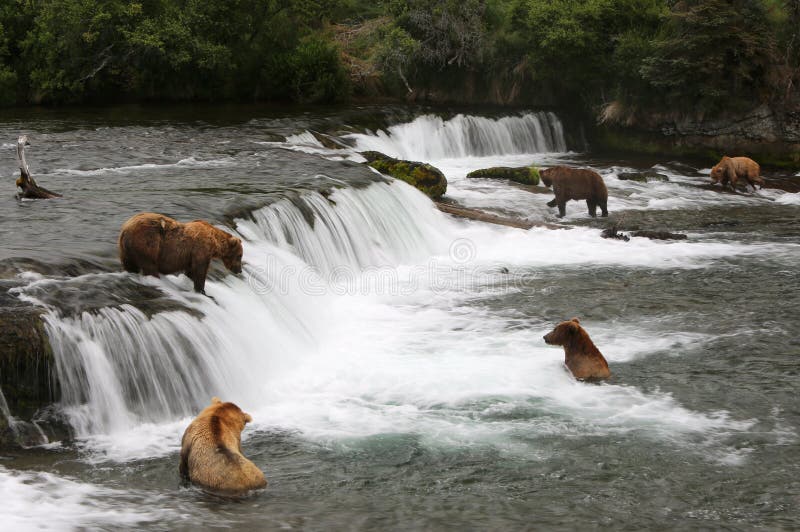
[
  {"x1": 18, "y1": 178, "x2": 776, "y2": 463},
  {"x1": 53, "y1": 156, "x2": 235, "y2": 177},
  {"x1": 0, "y1": 466, "x2": 175, "y2": 531}
]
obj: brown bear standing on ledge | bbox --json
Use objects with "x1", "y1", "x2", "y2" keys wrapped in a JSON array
[
  {"x1": 710, "y1": 156, "x2": 764, "y2": 192},
  {"x1": 180, "y1": 397, "x2": 267, "y2": 496},
  {"x1": 540, "y1": 166, "x2": 608, "y2": 218},
  {"x1": 118, "y1": 212, "x2": 243, "y2": 294},
  {"x1": 544, "y1": 318, "x2": 611, "y2": 381}
]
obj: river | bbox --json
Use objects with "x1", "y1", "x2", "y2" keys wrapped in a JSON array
[{"x1": 0, "y1": 105, "x2": 798, "y2": 530}]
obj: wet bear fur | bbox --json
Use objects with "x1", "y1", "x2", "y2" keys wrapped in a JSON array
[
  {"x1": 179, "y1": 397, "x2": 267, "y2": 496},
  {"x1": 544, "y1": 318, "x2": 611, "y2": 381},
  {"x1": 118, "y1": 212, "x2": 243, "y2": 294},
  {"x1": 710, "y1": 156, "x2": 764, "y2": 192},
  {"x1": 540, "y1": 166, "x2": 608, "y2": 218}
]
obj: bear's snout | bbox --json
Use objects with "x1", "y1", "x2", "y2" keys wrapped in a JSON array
[{"x1": 543, "y1": 333, "x2": 553, "y2": 344}]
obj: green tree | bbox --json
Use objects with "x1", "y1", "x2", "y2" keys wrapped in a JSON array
[
  {"x1": 510, "y1": 0, "x2": 665, "y2": 105},
  {"x1": 641, "y1": 0, "x2": 775, "y2": 112},
  {"x1": 0, "y1": 22, "x2": 17, "y2": 105}
]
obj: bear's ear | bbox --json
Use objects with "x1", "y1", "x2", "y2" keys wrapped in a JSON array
[
  {"x1": 211, "y1": 396, "x2": 222, "y2": 405},
  {"x1": 570, "y1": 317, "x2": 580, "y2": 324},
  {"x1": 243, "y1": 413, "x2": 253, "y2": 424}
]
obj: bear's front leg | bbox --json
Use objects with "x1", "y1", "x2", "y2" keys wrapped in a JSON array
[
  {"x1": 188, "y1": 257, "x2": 210, "y2": 294},
  {"x1": 557, "y1": 201, "x2": 567, "y2": 218}
]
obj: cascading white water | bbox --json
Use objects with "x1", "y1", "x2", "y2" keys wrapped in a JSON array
[
  {"x1": 31, "y1": 181, "x2": 453, "y2": 444},
  {"x1": 20, "y1": 174, "x2": 782, "y2": 461},
  {"x1": 0, "y1": 386, "x2": 12, "y2": 427},
  {"x1": 240, "y1": 181, "x2": 449, "y2": 274},
  {"x1": 348, "y1": 112, "x2": 568, "y2": 159}
]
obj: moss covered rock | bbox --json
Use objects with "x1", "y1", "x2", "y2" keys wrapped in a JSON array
[
  {"x1": 360, "y1": 151, "x2": 447, "y2": 200},
  {"x1": 466, "y1": 166, "x2": 540, "y2": 185}
]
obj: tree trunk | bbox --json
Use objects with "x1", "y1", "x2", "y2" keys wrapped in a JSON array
[
  {"x1": 435, "y1": 202, "x2": 563, "y2": 230},
  {"x1": 15, "y1": 135, "x2": 61, "y2": 199}
]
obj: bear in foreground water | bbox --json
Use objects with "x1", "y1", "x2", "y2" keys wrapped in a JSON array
[
  {"x1": 543, "y1": 318, "x2": 611, "y2": 381},
  {"x1": 118, "y1": 212, "x2": 243, "y2": 294},
  {"x1": 540, "y1": 166, "x2": 608, "y2": 218},
  {"x1": 180, "y1": 397, "x2": 267, "y2": 496},
  {"x1": 710, "y1": 156, "x2": 764, "y2": 192}
]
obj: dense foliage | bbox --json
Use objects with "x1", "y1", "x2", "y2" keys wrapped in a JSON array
[{"x1": 0, "y1": 0, "x2": 798, "y2": 114}]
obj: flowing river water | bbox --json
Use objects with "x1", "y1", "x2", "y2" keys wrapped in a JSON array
[{"x1": 0, "y1": 105, "x2": 798, "y2": 530}]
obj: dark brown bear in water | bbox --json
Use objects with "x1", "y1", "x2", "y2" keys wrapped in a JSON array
[
  {"x1": 710, "y1": 156, "x2": 764, "y2": 192},
  {"x1": 118, "y1": 213, "x2": 243, "y2": 294},
  {"x1": 540, "y1": 166, "x2": 608, "y2": 218},
  {"x1": 543, "y1": 318, "x2": 611, "y2": 381},
  {"x1": 180, "y1": 397, "x2": 267, "y2": 496}
]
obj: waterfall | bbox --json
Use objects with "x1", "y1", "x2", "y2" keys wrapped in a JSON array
[
  {"x1": 30, "y1": 181, "x2": 454, "y2": 438},
  {"x1": 238, "y1": 181, "x2": 449, "y2": 274},
  {"x1": 0, "y1": 385, "x2": 48, "y2": 448},
  {"x1": 348, "y1": 112, "x2": 568, "y2": 159}
]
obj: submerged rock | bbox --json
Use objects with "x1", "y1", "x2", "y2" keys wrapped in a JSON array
[
  {"x1": 600, "y1": 227, "x2": 630, "y2": 241},
  {"x1": 617, "y1": 171, "x2": 669, "y2": 183},
  {"x1": 360, "y1": 151, "x2": 447, "y2": 200},
  {"x1": 466, "y1": 166, "x2": 541, "y2": 185},
  {"x1": 310, "y1": 130, "x2": 348, "y2": 150},
  {"x1": 631, "y1": 230, "x2": 688, "y2": 240}
]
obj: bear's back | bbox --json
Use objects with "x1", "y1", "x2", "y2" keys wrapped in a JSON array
[
  {"x1": 731, "y1": 156, "x2": 760, "y2": 177},
  {"x1": 180, "y1": 402, "x2": 266, "y2": 495},
  {"x1": 551, "y1": 168, "x2": 607, "y2": 199}
]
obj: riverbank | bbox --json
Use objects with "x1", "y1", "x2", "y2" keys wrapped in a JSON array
[{"x1": 592, "y1": 103, "x2": 800, "y2": 169}]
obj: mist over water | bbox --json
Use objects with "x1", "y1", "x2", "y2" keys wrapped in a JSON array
[{"x1": 1, "y1": 107, "x2": 798, "y2": 530}]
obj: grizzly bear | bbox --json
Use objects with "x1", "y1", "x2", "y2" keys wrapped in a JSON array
[
  {"x1": 710, "y1": 156, "x2": 764, "y2": 192},
  {"x1": 118, "y1": 213, "x2": 243, "y2": 294},
  {"x1": 180, "y1": 397, "x2": 267, "y2": 496},
  {"x1": 540, "y1": 166, "x2": 608, "y2": 218},
  {"x1": 543, "y1": 318, "x2": 611, "y2": 381}
]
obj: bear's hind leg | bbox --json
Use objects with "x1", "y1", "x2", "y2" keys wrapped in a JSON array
[
  {"x1": 547, "y1": 198, "x2": 557, "y2": 208},
  {"x1": 599, "y1": 199, "x2": 608, "y2": 217},
  {"x1": 586, "y1": 199, "x2": 597, "y2": 217}
]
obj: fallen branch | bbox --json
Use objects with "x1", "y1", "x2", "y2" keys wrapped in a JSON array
[
  {"x1": 15, "y1": 135, "x2": 61, "y2": 199},
  {"x1": 435, "y1": 202, "x2": 563, "y2": 230}
]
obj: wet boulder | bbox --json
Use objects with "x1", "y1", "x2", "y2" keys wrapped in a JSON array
[
  {"x1": 0, "y1": 293, "x2": 58, "y2": 416},
  {"x1": 360, "y1": 151, "x2": 447, "y2": 200},
  {"x1": 600, "y1": 227, "x2": 630, "y2": 241},
  {"x1": 631, "y1": 230, "x2": 688, "y2": 240},
  {"x1": 310, "y1": 130, "x2": 348, "y2": 150},
  {"x1": 0, "y1": 290, "x2": 61, "y2": 449},
  {"x1": 466, "y1": 166, "x2": 541, "y2": 186},
  {"x1": 617, "y1": 171, "x2": 669, "y2": 183}
]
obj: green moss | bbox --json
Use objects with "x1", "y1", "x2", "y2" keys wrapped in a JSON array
[
  {"x1": 466, "y1": 166, "x2": 540, "y2": 185},
  {"x1": 527, "y1": 166, "x2": 541, "y2": 185},
  {"x1": 363, "y1": 152, "x2": 447, "y2": 200}
]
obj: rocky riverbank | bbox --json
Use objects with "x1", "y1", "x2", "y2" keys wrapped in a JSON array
[{"x1": 594, "y1": 103, "x2": 800, "y2": 168}]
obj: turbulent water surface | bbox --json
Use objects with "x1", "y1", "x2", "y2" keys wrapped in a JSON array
[{"x1": 0, "y1": 105, "x2": 798, "y2": 530}]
